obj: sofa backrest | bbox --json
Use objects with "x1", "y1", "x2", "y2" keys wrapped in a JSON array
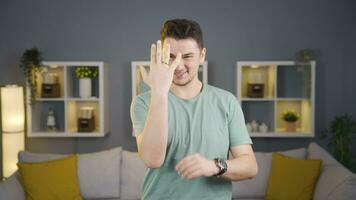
[
  {"x1": 307, "y1": 142, "x2": 356, "y2": 200},
  {"x1": 18, "y1": 147, "x2": 122, "y2": 199}
]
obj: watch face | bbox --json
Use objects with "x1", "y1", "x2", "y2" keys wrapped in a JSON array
[
  {"x1": 214, "y1": 158, "x2": 227, "y2": 177},
  {"x1": 219, "y1": 159, "x2": 227, "y2": 172}
]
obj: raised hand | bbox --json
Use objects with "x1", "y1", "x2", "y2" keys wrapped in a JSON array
[{"x1": 140, "y1": 40, "x2": 182, "y2": 95}]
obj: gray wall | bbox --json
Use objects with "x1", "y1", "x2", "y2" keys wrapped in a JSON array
[{"x1": 0, "y1": 0, "x2": 355, "y2": 176}]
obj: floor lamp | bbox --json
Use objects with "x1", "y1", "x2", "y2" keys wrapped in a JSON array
[{"x1": 1, "y1": 85, "x2": 25, "y2": 179}]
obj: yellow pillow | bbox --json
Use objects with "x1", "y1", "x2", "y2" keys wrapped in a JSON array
[
  {"x1": 17, "y1": 155, "x2": 83, "y2": 200},
  {"x1": 265, "y1": 152, "x2": 322, "y2": 200}
]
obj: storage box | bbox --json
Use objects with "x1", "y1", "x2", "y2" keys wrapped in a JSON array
[
  {"x1": 41, "y1": 83, "x2": 60, "y2": 98},
  {"x1": 78, "y1": 117, "x2": 95, "y2": 132},
  {"x1": 247, "y1": 83, "x2": 264, "y2": 98}
]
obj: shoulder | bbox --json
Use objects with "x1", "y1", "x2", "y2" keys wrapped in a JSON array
[
  {"x1": 131, "y1": 91, "x2": 151, "y2": 108},
  {"x1": 205, "y1": 84, "x2": 237, "y2": 102}
]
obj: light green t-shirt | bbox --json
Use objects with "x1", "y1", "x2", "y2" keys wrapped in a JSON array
[{"x1": 130, "y1": 83, "x2": 252, "y2": 200}]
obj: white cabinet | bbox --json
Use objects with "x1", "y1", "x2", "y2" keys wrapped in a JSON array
[
  {"x1": 26, "y1": 61, "x2": 109, "y2": 137},
  {"x1": 237, "y1": 61, "x2": 315, "y2": 138}
]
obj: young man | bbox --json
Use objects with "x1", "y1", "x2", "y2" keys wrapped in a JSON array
[{"x1": 130, "y1": 19, "x2": 258, "y2": 200}]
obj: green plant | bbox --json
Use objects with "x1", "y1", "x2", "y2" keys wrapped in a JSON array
[
  {"x1": 281, "y1": 110, "x2": 299, "y2": 122},
  {"x1": 294, "y1": 48, "x2": 315, "y2": 64},
  {"x1": 19, "y1": 47, "x2": 43, "y2": 105},
  {"x1": 320, "y1": 114, "x2": 356, "y2": 172},
  {"x1": 75, "y1": 66, "x2": 98, "y2": 79}
]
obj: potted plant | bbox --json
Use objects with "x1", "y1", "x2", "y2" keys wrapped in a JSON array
[
  {"x1": 75, "y1": 66, "x2": 98, "y2": 98},
  {"x1": 19, "y1": 47, "x2": 43, "y2": 105},
  {"x1": 281, "y1": 110, "x2": 299, "y2": 132},
  {"x1": 320, "y1": 114, "x2": 356, "y2": 173},
  {"x1": 294, "y1": 48, "x2": 315, "y2": 66}
]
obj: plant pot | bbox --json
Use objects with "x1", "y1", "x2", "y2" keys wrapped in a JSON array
[
  {"x1": 79, "y1": 78, "x2": 92, "y2": 98},
  {"x1": 285, "y1": 121, "x2": 297, "y2": 132}
]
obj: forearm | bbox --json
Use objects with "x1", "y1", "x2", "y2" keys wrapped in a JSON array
[
  {"x1": 139, "y1": 91, "x2": 169, "y2": 168},
  {"x1": 221, "y1": 155, "x2": 258, "y2": 181}
]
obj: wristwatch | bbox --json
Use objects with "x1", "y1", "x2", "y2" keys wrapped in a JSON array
[{"x1": 213, "y1": 158, "x2": 227, "y2": 177}]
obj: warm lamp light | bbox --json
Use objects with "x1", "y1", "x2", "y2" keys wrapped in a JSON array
[{"x1": 1, "y1": 85, "x2": 25, "y2": 178}]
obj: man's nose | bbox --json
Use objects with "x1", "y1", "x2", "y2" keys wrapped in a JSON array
[{"x1": 175, "y1": 59, "x2": 185, "y2": 70}]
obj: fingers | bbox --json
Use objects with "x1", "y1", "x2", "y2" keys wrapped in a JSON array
[
  {"x1": 156, "y1": 40, "x2": 162, "y2": 65},
  {"x1": 183, "y1": 165, "x2": 202, "y2": 180},
  {"x1": 175, "y1": 154, "x2": 196, "y2": 171},
  {"x1": 170, "y1": 53, "x2": 182, "y2": 71},
  {"x1": 150, "y1": 44, "x2": 156, "y2": 66},
  {"x1": 176, "y1": 158, "x2": 196, "y2": 173},
  {"x1": 162, "y1": 42, "x2": 170, "y2": 65}
]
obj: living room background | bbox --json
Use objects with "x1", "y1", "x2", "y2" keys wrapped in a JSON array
[{"x1": 0, "y1": 0, "x2": 355, "y2": 177}]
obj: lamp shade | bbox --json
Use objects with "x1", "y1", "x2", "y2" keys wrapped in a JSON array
[
  {"x1": 1, "y1": 85, "x2": 25, "y2": 178},
  {"x1": 1, "y1": 85, "x2": 25, "y2": 132}
]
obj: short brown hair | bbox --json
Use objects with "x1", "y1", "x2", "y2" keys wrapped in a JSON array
[{"x1": 160, "y1": 19, "x2": 204, "y2": 49}]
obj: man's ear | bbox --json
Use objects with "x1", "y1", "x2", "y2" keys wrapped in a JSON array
[{"x1": 199, "y1": 48, "x2": 206, "y2": 65}]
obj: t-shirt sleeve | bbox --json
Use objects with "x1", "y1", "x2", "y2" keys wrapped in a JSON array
[
  {"x1": 130, "y1": 95, "x2": 148, "y2": 137},
  {"x1": 228, "y1": 95, "x2": 253, "y2": 147}
]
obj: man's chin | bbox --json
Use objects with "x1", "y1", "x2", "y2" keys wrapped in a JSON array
[{"x1": 173, "y1": 78, "x2": 191, "y2": 86}]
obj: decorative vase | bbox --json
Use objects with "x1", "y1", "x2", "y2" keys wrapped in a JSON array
[
  {"x1": 259, "y1": 123, "x2": 268, "y2": 133},
  {"x1": 285, "y1": 121, "x2": 297, "y2": 132},
  {"x1": 251, "y1": 120, "x2": 259, "y2": 132},
  {"x1": 246, "y1": 123, "x2": 252, "y2": 133},
  {"x1": 79, "y1": 78, "x2": 92, "y2": 98}
]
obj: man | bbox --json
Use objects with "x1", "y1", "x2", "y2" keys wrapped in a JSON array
[{"x1": 130, "y1": 18, "x2": 258, "y2": 200}]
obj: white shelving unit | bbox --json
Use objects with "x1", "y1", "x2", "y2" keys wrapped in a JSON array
[
  {"x1": 26, "y1": 61, "x2": 109, "y2": 137},
  {"x1": 236, "y1": 61, "x2": 315, "y2": 138}
]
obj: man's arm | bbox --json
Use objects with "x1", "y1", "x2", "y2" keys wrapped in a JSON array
[
  {"x1": 221, "y1": 144, "x2": 258, "y2": 181},
  {"x1": 136, "y1": 92, "x2": 169, "y2": 168},
  {"x1": 175, "y1": 144, "x2": 258, "y2": 181},
  {"x1": 135, "y1": 40, "x2": 181, "y2": 168}
]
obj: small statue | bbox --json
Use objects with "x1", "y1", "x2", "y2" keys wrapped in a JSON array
[
  {"x1": 251, "y1": 120, "x2": 259, "y2": 132},
  {"x1": 46, "y1": 107, "x2": 56, "y2": 131},
  {"x1": 246, "y1": 123, "x2": 252, "y2": 133}
]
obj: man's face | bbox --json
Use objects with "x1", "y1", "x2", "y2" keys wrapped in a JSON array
[{"x1": 164, "y1": 37, "x2": 206, "y2": 86}]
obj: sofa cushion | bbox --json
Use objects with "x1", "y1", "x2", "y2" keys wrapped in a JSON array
[
  {"x1": 0, "y1": 172, "x2": 25, "y2": 200},
  {"x1": 313, "y1": 164, "x2": 356, "y2": 200},
  {"x1": 307, "y1": 142, "x2": 339, "y2": 168},
  {"x1": 265, "y1": 152, "x2": 322, "y2": 200},
  {"x1": 18, "y1": 146, "x2": 122, "y2": 199},
  {"x1": 231, "y1": 147, "x2": 306, "y2": 199},
  {"x1": 17, "y1": 155, "x2": 83, "y2": 200},
  {"x1": 307, "y1": 142, "x2": 356, "y2": 200},
  {"x1": 120, "y1": 150, "x2": 146, "y2": 200}
]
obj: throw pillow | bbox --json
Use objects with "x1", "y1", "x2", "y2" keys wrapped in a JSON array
[
  {"x1": 231, "y1": 147, "x2": 307, "y2": 199},
  {"x1": 265, "y1": 152, "x2": 322, "y2": 200},
  {"x1": 18, "y1": 146, "x2": 122, "y2": 199},
  {"x1": 17, "y1": 155, "x2": 82, "y2": 200}
]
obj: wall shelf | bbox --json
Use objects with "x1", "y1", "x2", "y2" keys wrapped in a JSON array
[
  {"x1": 237, "y1": 61, "x2": 315, "y2": 138},
  {"x1": 26, "y1": 61, "x2": 109, "y2": 138}
]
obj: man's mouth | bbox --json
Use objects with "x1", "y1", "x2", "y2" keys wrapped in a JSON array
[{"x1": 175, "y1": 71, "x2": 187, "y2": 78}]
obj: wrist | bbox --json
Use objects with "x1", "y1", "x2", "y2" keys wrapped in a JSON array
[
  {"x1": 213, "y1": 158, "x2": 228, "y2": 177},
  {"x1": 151, "y1": 89, "x2": 169, "y2": 97},
  {"x1": 211, "y1": 160, "x2": 220, "y2": 176}
]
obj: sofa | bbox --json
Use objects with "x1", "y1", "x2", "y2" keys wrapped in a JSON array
[{"x1": 0, "y1": 142, "x2": 355, "y2": 200}]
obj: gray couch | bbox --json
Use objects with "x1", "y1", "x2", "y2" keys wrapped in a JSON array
[{"x1": 0, "y1": 142, "x2": 355, "y2": 200}]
